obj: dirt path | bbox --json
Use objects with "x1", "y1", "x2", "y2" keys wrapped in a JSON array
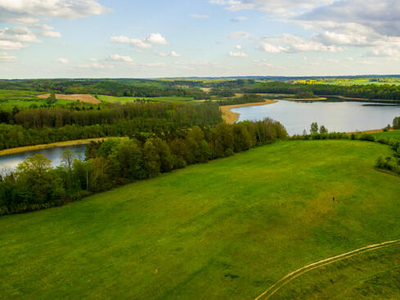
[
  {"x1": 255, "y1": 239, "x2": 400, "y2": 300},
  {"x1": 220, "y1": 100, "x2": 277, "y2": 124}
]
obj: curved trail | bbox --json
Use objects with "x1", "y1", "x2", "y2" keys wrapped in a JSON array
[{"x1": 255, "y1": 239, "x2": 400, "y2": 300}]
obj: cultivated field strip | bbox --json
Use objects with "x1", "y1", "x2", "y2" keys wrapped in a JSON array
[{"x1": 255, "y1": 239, "x2": 400, "y2": 300}]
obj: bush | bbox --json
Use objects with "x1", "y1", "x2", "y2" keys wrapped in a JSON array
[{"x1": 358, "y1": 133, "x2": 375, "y2": 142}]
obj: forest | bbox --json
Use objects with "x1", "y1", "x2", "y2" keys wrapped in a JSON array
[
  {"x1": 0, "y1": 119, "x2": 288, "y2": 215},
  {"x1": 0, "y1": 102, "x2": 222, "y2": 149}
]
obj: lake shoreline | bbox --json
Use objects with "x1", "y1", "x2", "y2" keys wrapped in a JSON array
[
  {"x1": 220, "y1": 100, "x2": 277, "y2": 124},
  {"x1": 229, "y1": 99, "x2": 400, "y2": 136},
  {"x1": 283, "y1": 97, "x2": 327, "y2": 101},
  {"x1": 0, "y1": 137, "x2": 117, "y2": 157}
]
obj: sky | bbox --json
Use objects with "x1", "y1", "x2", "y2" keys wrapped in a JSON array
[{"x1": 0, "y1": 0, "x2": 400, "y2": 78}]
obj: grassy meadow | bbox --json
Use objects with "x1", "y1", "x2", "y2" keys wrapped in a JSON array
[
  {"x1": 0, "y1": 89, "x2": 85, "y2": 109},
  {"x1": 1, "y1": 140, "x2": 400, "y2": 299},
  {"x1": 372, "y1": 129, "x2": 400, "y2": 142}
]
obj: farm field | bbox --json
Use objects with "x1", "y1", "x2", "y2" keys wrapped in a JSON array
[
  {"x1": 0, "y1": 90, "x2": 91, "y2": 109},
  {"x1": 0, "y1": 89, "x2": 46, "y2": 109},
  {"x1": 1, "y1": 140, "x2": 400, "y2": 299},
  {"x1": 98, "y1": 95, "x2": 196, "y2": 103},
  {"x1": 37, "y1": 93, "x2": 100, "y2": 104}
]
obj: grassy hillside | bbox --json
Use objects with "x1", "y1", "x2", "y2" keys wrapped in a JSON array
[
  {"x1": 372, "y1": 129, "x2": 400, "y2": 142},
  {"x1": 1, "y1": 140, "x2": 400, "y2": 299}
]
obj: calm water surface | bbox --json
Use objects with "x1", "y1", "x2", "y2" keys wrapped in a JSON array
[
  {"x1": 232, "y1": 100, "x2": 400, "y2": 136},
  {"x1": 0, "y1": 144, "x2": 86, "y2": 172}
]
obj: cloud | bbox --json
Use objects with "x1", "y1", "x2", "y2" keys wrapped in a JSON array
[
  {"x1": 366, "y1": 48, "x2": 400, "y2": 57},
  {"x1": 146, "y1": 33, "x2": 168, "y2": 45},
  {"x1": 190, "y1": 14, "x2": 210, "y2": 19},
  {"x1": 259, "y1": 33, "x2": 344, "y2": 53},
  {"x1": 294, "y1": 1, "x2": 400, "y2": 55},
  {"x1": 111, "y1": 36, "x2": 151, "y2": 49},
  {"x1": 210, "y1": 0, "x2": 333, "y2": 15},
  {"x1": 0, "y1": 40, "x2": 25, "y2": 49},
  {"x1": 154, "y1": 50, "x2": 181, "y2": 57},
  {"x1": 30, "y1": 24, "x2": 54, "y2": 30},
  {"x1": 253, "y1": 59, "x2": 273, "y2": 67},
  {"x1": 299, "y1": 0, "x2": 400, "y2": 37},
  {"x1": 39, "y1": 30, "x2": 61, "y2": 38},
  {"x1": 229, "y1": 51, "x2": 248, "y2": 57},
  {"x1": 0, "y1": 51, "x2": 17, "y2": 61},
  {"x1": 0, "y1": 0, "x2": 111, "y2": 23},
  {"x1": 0, "y1": 27, "x2": 40, "y2": 43},
  {"x1": 109, "y1": 54, "x2": 133, "y2": 62},
  {"x1": 0, "y1": 26, "x2": 60, "y2": 50},
  {"x1": 171, "y1": 51, "x2": 181, "y2": 57},
  {"x1": 78, "y1": 62, "x2": 114, "y2": 70},
  {"x1": 229, "y1": 31, "x2": 251, "y2": 39},
  {"x1": 212, "y1": 0, "x2": 400, "y2": 57},
  {"x1": 231, "y1": 16, "x2": 247, "y2": 22},
  {"x1": 54, "y1": 58, "x2": 68, "y2": 64},
  {"x1": 111, "y1": 33, "x2": 169, "y2": 50}
]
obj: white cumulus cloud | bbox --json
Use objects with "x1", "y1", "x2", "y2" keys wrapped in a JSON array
[
  {"x1": 171, "y1": 51, "x2": 181, "y2": 57},
  {"x1": 146, "y1": 33, "x2": 168, "y2": 45},
  {"x1": 229, "y1": 51, "x2": 248, "y2": 57},
  {"x1": 111, "y1": 33, "x2": 169, "y2": 50},
  {"x1": 109, "y1": 54, "x2": 133, "y2": 62},
  {"x1": 0, "y1": 0, "x2": 111, "y2": 23},
  {"x1": 259, "y1": 33, "x2": 344, "y2": 53}
]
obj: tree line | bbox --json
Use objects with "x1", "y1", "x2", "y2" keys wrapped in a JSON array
[
  {"x1": 241, "y1": 81, "x2": 400, "y2": 101},
  {"x1": 0, "y1": 102, "x2": 222, "y2": 150},
  {"x1": 0, "y1": 79, "x2": 210, "y2": 99},
  {"x1": 0, "y1": 119, "x2": 288, "y2": 215},
  {"x1": 217, "y1": 94, "x2": 265, "y2": 106}
]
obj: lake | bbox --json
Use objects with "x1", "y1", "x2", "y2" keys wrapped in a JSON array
[
  {"x1": 0, "y1": 144, "x2": 87, "y2": 173},
  {"x1": 231, "y1": 100, "x2": 400, "y2": 136}
]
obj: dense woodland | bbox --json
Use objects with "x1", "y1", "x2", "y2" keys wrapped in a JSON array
[
  {"x1": 239, "y1": 81, "x2": 400, "y2": 101},
  {"x1": 0, "y1": 119, "x2": 288, "y2": 215},
  {"x1": 0, "y1": 102, "x2": 222, "y2": 149},
  {"x1": 3, "y1": 78, "x2": 400, "y2": 101},
  {"x1": 0, "y1": 79, "x2": 210, "y2": 99},
  {"x1": 217, "y1": 94, "x2": 265, "y2": 106}
]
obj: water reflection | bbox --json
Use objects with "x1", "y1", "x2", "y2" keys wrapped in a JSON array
[
  {"x1": 0, "y1": 144, "x2": 86, "y2": 172},
  {"x1": 232, "y1": 100, "x2": 400, "y2": 136}
]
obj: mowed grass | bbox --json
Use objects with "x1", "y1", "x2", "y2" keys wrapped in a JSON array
[
  {"x1": 1, "y1": 140, "x2": 400, "y2": 299},
  {"x1": 98, "y1": 95, "x2": 196, "y2": 103},
  {"x1": 275, "y1": 244, "x2": 400, "y2": 299},
  {"x1": 372, "y1": 129, "x2": 400, "y2": 142}
]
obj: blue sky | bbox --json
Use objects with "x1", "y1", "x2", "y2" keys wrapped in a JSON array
[{"x1": 0, "y1": 0, "x2": 399, "y2": 78}]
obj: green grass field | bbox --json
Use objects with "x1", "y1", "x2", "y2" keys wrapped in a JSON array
[
  {"x1": 0, "y1": 89, "x2": 80, "y2": 110},
  {"x1": 274, "y1": 244, "x2": 400, "y2": 299},
  {"x1": 98, "y1": 95, "x2": 196, "y2": 103},
  {"x1": 1, "y1": 140, "x2": 400, "y2": 299},
  {"x1": 372, "y1": 129, "x2": 400, "y2": 142}
]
